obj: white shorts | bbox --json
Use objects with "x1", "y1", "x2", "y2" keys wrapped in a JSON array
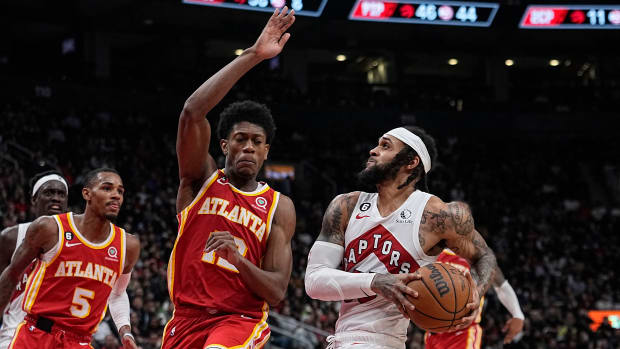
[{"x1": 327, "y1": 331, "x2": 405, "y2": 349}]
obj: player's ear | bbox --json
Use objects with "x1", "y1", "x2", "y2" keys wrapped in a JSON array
[
  {"x1": 82, "y1": 187, "x2": 91, "y2": 201},
  {"x1": 263, "y1": 144, "x2": 270, "y2": 160},
  {"x1": 407, "y1": 156, "x2": 420, "y2": 170},
  {"x1": 220, "y1": 139, "x2": 229, "y2": 156}
]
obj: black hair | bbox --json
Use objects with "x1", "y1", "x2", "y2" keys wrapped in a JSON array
[
  {"x1": 83, "y1": 167, "x2": 120, "y2": 188},
  {"x1": 216, "y1": 100, "x2": 276, "y2": 144},
  {"x1": 395, "y1": 125, "x2": 438, "y2": 191},
  {"x1": 30, "y1": 170, "x2": 65, "y2": 197}
]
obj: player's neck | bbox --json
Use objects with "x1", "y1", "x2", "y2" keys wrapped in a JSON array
[
  {"x1": 224, "y1": 169, "x2": 259, "y2": 192},
  {"x1": 375, "y1": 180, "x2": 416, "y2": 216},
  {"x1": 73, "y1": 211, "x2": 111, "y2": 243}
]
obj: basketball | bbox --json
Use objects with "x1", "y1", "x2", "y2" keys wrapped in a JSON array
[{"x1": 406, "y1": 262, "x2": 474, "y2": 333}]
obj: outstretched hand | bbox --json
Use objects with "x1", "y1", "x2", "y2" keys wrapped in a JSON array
[
  {"x1": 371, "y1": 272, "x2": 421, "y2": 319},
  {"x1": 252, "y1": 7, "x2": 296, "y2": 60},
  {"x1": 122, "y1": 335, "x2": 138, "y2": 349}
]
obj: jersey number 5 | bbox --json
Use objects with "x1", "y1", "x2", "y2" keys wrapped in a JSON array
[
  {"x1": 201, "y1": 232, "x2": 248, "y2": 273},
  {"x1": 70, "y1": 287, "x2": 94, "y2": 318}
]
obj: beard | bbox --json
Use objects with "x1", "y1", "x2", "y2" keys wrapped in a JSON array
[{"x1": 357, "y1": 157, "x2": 403, "y2": 190}]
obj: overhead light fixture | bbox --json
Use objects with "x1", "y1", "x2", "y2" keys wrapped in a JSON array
[
  {"x1": 448, "y1": 58, "x2": 458, "y2": 66},
  {"x1": 505, "y1": 59, "x2": 514, "y2": 67},
  {"x1": 549, "y1": 59, "x2": 560, "y2": 67},
  {"x1": 234, "y1": 49, "x2": 244, "y2": 56},
  {"x1": 336, "y1": 54, "x2": 347, "y2": 62}
]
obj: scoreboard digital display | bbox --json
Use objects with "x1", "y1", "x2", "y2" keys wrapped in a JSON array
[
  {"x1": 348, "y1": 0, "x2": 499, "y2": 27},
  {"x1": 183, "y1": 0, "x2": 328, "y2": 17},
  {"x1": 520, "y1": 5, "x2": 620, "y2": 29}
]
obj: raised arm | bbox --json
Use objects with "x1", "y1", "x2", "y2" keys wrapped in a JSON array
[
  {"x1": 0, "y1": 217, "x2": 58, "y2": 310},
  {"x1": 176, "y1": 8, "x2": 295, "y2": 212},
  {"x1": 204, "y1": 195, "x2": 295, "y2": 306}
]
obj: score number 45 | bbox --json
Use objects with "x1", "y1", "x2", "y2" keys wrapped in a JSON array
[{"x1": 201, "y1": 232, "x2": 247, "y2": 273}]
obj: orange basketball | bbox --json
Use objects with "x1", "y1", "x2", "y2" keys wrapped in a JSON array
[{"x1": 406, "y1": 262, "x2": 474, "y2": 333}]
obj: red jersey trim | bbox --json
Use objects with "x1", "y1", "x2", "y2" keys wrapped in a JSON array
[
  {"x1": 167, "y1": 210, "x2": 187, "y2": 300},
  {"x1": 67, "y1": 213, "x2": 115, "y2": 250}
]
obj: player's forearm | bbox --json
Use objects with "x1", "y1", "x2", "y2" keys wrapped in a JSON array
[
  {"x1": 0, "y1": 269, "x2": 19, "y2": 310},
  {"x1": 472, "y1": 250, "x2": 497, "y2": 296},
  {"x1": 182, "y1": 48, "x2": 263, "y2": 121},
  {"x1": 305, "y1": 263, "x2": 375, "y2": 301},
  {"x1": 235, "y1": 257, "x2": 289, "y2": 306}
]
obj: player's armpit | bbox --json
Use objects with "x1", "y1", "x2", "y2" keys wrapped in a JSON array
[
  {"x1": 122, "y1": 233, "x2": 141, "y2": 274},
  {"x1": 316, "y1": 192, "x2": 360, "y2": 246},
  {"x1": 0, "y1": 216, "x2": 58, "y2": 310},
  {"x1": 443, "y1": 201, "x2": 497, "y2": 296}
]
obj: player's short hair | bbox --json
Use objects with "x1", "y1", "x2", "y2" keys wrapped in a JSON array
[
  {"x1": 395, "y1": 126, "x2": 438, "y2": 190},
  {"x1": 216, "y1": 100, "x2": 276, "y2": 144},
  {"x1": 29, "y1": 170, "x2": 65, "y2": 197},
  {"x1": 83, "y1": 167, "x2": 120, "y2": 188}
]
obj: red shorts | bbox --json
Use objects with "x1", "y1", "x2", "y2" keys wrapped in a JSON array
[
  {"x1": 9, "y1": 320, "x2": 93, "y2": 349},
  {"x1": 424, "y1": 324, "x2": 482, "y2": 349},
  {"x1": 161, "y1": 308, "x2": 270, "y2": 349}
]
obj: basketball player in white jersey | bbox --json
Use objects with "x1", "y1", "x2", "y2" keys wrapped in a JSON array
[
  {"x1": 0, "y1": 171, "x2": 69, "y2": 348},
  {"x1": 305, "y1": 126, "x2": 498, "y2": 349}
]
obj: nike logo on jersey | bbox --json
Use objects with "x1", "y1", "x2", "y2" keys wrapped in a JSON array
[
  {"x1": 355, "y1": 213, "x2": 369, "y2": 219},
  {"x1": 65, "y1": 242, "x2": 82, "y2": 247}
]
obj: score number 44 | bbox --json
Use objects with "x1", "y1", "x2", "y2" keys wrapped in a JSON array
[{"x1": 414, "y1": 4, "x2": 477, "y2": 22}]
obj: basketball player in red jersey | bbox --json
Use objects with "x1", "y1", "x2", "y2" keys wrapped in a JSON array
[
  {"x1": 0, "y1": 171, "x2": 69, "y2": 349},
  {"x1": 162, "y1": 7, "x2": 296, "y2": 349},
  {"x1": 0, "y1": 168, "x2": 140, "y2": 349},
  {"x1": 305, "y1": 126, "x2": 498, "y2": 349},
  {"x1": 424, "y1": 250, "x2": 524, "y2": 349}
]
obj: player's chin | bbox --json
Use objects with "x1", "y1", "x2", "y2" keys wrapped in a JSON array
[
  {"x1": 235, "y1": 165, "x2": 258, "y2": 178},
  {"x1": 105, "y1": 212, "x2": 119, "y2": 223}
]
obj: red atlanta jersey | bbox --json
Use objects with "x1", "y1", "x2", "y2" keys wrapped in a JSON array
[
  {"x1": 22, "y1": 213, "x2": 126, "y2": 334},
  {"x1": 437, "y1": 249, "x2": 483, "y2": 324},
  {"x1": 167, "y1": 170, "x2": 280, "y2": 318}
]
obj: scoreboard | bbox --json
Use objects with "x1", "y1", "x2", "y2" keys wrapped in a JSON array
[
  {"x1": 519, "y1": 5, "x2": 620, "y2": 29},
  {"x1": 348, "y1": 0, "x2": 499, "y2": 27},
  {"x1": 182, "y1": 0, "x2": 328, "y2": 17}
]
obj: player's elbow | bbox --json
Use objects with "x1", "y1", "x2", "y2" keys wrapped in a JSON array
[
  {"x1": 180, "y1": 102, "x2": 202, "y2": 122},
  {"x1": 266, "y1": 287, "x2": 287, "y2": 307}
]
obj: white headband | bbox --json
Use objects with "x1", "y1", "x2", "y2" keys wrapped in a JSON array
[
  {"x1": 385, "y1": 127, "x2": 432, "y2": 173},
  {"x1": 32, "y1": 174, "x2": 68, "y2": 197}
]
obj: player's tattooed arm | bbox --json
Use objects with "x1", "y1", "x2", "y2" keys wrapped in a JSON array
[
  {"x1": 492, "y1": 265, "x2": 506, "y2": 287},
  {"x1": 444, "y1": 201, "x2": 497, "y2": 296},
  {"x1": 316, "y1": 192, "x2": 360, "y2": 246},
  {"x1": 0, "y1": 217, "x2": 57, "y2": 310}
]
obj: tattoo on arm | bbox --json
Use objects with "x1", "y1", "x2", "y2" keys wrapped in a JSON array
[
  {"x1": 421, "y1": 209, "x2": 449, "y2": 234},
  {"x1": 317, "y1": 193, "x2": 357, "y2": 246},
  {"x1": 492, "y1": 266, "x2": 506, "y2": 287},
  {"x1": 448, "y1": 202, "x2": 475, "y2": 236},
  {"x1": 445, "y1": 201, "x2": 497, "y2": 295}
]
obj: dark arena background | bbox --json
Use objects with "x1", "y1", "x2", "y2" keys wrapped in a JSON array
[{"x1": 2, "y1": 0, "x2": 620, "y2": 348}]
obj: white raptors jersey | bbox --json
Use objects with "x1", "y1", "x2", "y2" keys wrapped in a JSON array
[
  {"x1": 336, "y1": 191, "x2": 438, "y2": 345},
  {"x1": 0, "y1": 223, "x2": 30, "y2": 348}
]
